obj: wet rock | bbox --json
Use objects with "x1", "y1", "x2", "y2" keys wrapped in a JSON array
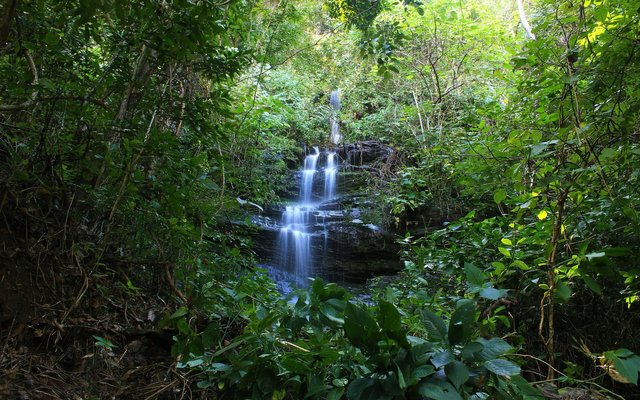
[
  {"x1": 338, "y1": 140, "x2": 398, "y2": 167},
  {"x1": 252, "y1": 194, "x2": 401, "y2": 284}
]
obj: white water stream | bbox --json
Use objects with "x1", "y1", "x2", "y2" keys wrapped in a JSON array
[{"x1": 276, "y1": 91, "x2": 342, "y2": 285}]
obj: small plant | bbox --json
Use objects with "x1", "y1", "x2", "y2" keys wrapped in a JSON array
[{"x1": 93, "y1": 335, "x2": 116, "y2": 352}]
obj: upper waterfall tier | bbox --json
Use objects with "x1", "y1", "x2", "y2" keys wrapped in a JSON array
[{"x1": 330, "y1": 90, "x2": 341, "y2": 145}]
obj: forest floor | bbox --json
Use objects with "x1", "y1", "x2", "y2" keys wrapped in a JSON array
[{"x1": 0, "y1": 259, "x2": 202, "y2": 400}]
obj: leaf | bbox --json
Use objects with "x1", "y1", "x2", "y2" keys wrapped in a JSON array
[
  {"x1": 397, "y1": 363, "x2": 407, "y2": 389},
  {"x1": 169, "y1": 307, "x2": 189, "y2": 319},
  {"x1": 421, "y1": 309, "x2": 447, "y2": 342},
  {"x1": 176, "y1": 318, "x2": 192, "y2": 335},
  {"x1": 477, "y1": 337, "x2": 513, "y2": 360},
  {"x1": 445, "y1": 361, "x2": 470, "y2": 389},
  {"x1": 509, "y1": 375, "x2": 544, "y2": 396},
  {"x1": 461, "y1": 341, "x2": 484, "y2": 360},
  {"x1": 418, "y1": 381, "x2": 462, "y2": 400},
  {"x1": 448, "y1": 299, "x2": 477, "y2": 345},
  {"x1": 181, "y1": 358, "x2": 204, "y2": 368},
  {"x1": 484, "y1": 359, "x2": 521, "y2": 376},
  {"x1": 603, "y1": 247, "x2": 630, "y2": 257},
  {"x1": 530, "y1": 143, "x2": 548, "y2": 156},
  {"x1": 512, "y1": 260, "x2": 529, "y2": 270},
  {"x1": 585, "y1": 252, "x2": 606, "y2": 260},
  {"x1": 581, "y1": 274, "x2": 602, "y2": 295},
  {"x1": 431, "y1": 350, "x2": 455, "y2": 369},
  {"x1": 593, "y1": 6, "x2": 609, "y2": 21},
  {"x1": 377, "y1": 300, "x2": 402, "y2": 333},
  {"x1": 44, "y1": 32, "x2": 60, "y2": 45},
  {"x1": 410, "y1": 364, "x2": 436, "y2": 381},
  {"x1": 344, "y1": 303, "x2": 380, "y2": 352},
  {"x1": 320, "y1": 303, "x2": 344, "y2": 325},
  {"x1": 537, "y1": 210, "x2": 548, "y2": 220},
  {"x1": 479, "y1": 287, "x2": 508, "y2": 300},
  {"x1": 554, "y1": 281, "x2": 572, "y2": 303},
  {"x1": 498, "y1": 247, "x2": 511, "y2": 258},
  {"x1": 613, "y1": 354, "x2": 640, "y2": 385},
  {"x1": 196, "y1": 381, "x2": 212, "y2": 389},
  {"x1": 464, "y1": 263, "x2": 485, "y2": 287},
  {"x1": 493, "y1": 189, "x2": 507, "y2": 205},
  {"x1": 346, "y1": 378, "x2": 377, "y2": 400},
  {"x1": 328, "y1": 388, "x2": 345, "y2": 400}
]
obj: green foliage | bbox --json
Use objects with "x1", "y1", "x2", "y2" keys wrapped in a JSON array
[
  {"x1": 324, "y1": 0, "x2": 386, "y2": 31},
  {"x1": 171, "y1": 277, "x2": 538, "y2": 399},
  {"x1": 4, "y1": 0, "x2": 640, "y2": 397},
  {"x1": 93, "y1": 335, "x2": 116, "y2": 351},
  {"x1": 603, "y1": 349, "x2": 640, "y2": 385}
]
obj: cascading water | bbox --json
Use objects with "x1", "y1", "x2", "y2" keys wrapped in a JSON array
[
  {"x1": 324, "y1": 152, "x2": 337, "y2": 200},
  {"x1": 301, "y1": 146, "x2": 320, "y2": 203},
  {"x1": 257, "y1": 91, "x2": 401, "y2": 287},
  {"x1": 278, "y1": 205, "x2": 312, "y2": 283},
  {"x1": 276, "y1": 121, "x2": 341, "y2": 285},
  {"x1": 330, "y1": 90, "x2": 341, "y2": 145}
]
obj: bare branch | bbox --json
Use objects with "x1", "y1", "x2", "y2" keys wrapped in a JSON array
[{"x1": 517, "y1": 0, "x2": 536, "y2": 40}]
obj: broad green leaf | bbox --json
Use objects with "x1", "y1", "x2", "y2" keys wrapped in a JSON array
[
  {"x1": 603, "y1": 247, "x2": 630, "y2": 257},
  {"x1": 461, "y1": 341, "x2": 484, "y2": 360},
  {"x1": 498, "y1": 247, "x2": 511, "y2": 258},
  {"x1": 320, "y1": 303, "x2": 344, "y2": 325},
  {"x1": 613, "y1": 354, "x2": 640, "y2": 385},
  {"x1": 421, "y1": 309, "x2": 447, "y2": 341},
  {"x1": 493, "y1": 189, "x2": 507, "y2": 204},
  {"x1": 554, "y1": 281, "x2": 572, "y2": 303},
  {"x1": 328, "y1": 388, "x2": 345, "y2": 400},
  {"x1": 448, "y1": 299, "x2": 476, "y2": 345},
  {"x1": 44, "y1": 32, "x2": 60, "y2": 45},
  {"x1": 484, "y1": 359, "x2": 521, "y2": 376},
  {"x1": 396, "y1": 363, "x2": 407, "y2": 389},
  {"x1": 478, "y1": 337, "x2": 513, "y2": 360},
  {"x1": 410, "y1": 364, "x2": 436, "y2": 382},
  {"x1": 479, "y1": 287, "x2": 508, "y2": 300},
  {"x1": 464, "y1": 263, "x2": 485, "y2": 287},
  {"x1": 512, "y1": 260, "x2": 529, "y2": 270},
  {"x1": 378, "y1": 300, "x2": 402, "y2": 332},
  {"x1": 344, "y1": 303, "x2": 380, "y2": 351},
  {"x1": 581, "y1": 274, "x2": 602, "y2": 295},
  {"x1": 585, "y1": 252, "x2": 606, "y2": 260},
  {"x1": 176, "y1": 318, "x2": 192, "y2": 335},
  {"x1": 418, "y1": 381, "x2": 462, "y2": 400},
  {"x1": 169, "y1": 307, "x2": 189, "y2": 319},
  {"x1": 445, "y1": 361, "x2": 470, "y2": 390},
  {"x1": 431, "y1": 350, "x2": 455, "y2": 369},
  {"x1": 346, "y1": 378, "x2": 377, "y2": 400},
  {"x1": 613, "y1": 348, "x2": 635, "y2": 357},
  {"x1": 281, "y1": 356, "x2": 311, "y2": 374}
]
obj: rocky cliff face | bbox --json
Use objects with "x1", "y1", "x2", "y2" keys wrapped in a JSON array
[{"x1": 252, "y1": 194, "x2": 401, "y2": 284}]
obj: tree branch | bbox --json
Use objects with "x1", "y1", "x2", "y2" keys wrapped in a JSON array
[
  {"x1": 0, "y1": 48, "x2": 38, "y2": 112},
  {"x1": 0, "y1": 0, "x2": 19, "y2": 45}
]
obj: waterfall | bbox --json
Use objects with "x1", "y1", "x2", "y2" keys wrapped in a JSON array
[
  {"x1": 301, "y1": 146, "x2": 319, "y2": 203},
  {"x1": 275, "y1": 92, "x2": 342, "y2": 286},
  {"x1": 330, "y1": 90, "x2": 341, "y2": 145},
  {"x1": 324, "y1": 152, "x2": 337, "y2": 201},
  {"x1": 278, "y1": 205, "x2": 312, "y2": 282},
  {"x1": 276, "y1": 150, "x2": 340, "y2": 285}
]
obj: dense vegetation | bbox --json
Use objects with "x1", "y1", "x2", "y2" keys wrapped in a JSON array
[{"x1": 1, "y1": 0, "x2": 639, "y2": 398}]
